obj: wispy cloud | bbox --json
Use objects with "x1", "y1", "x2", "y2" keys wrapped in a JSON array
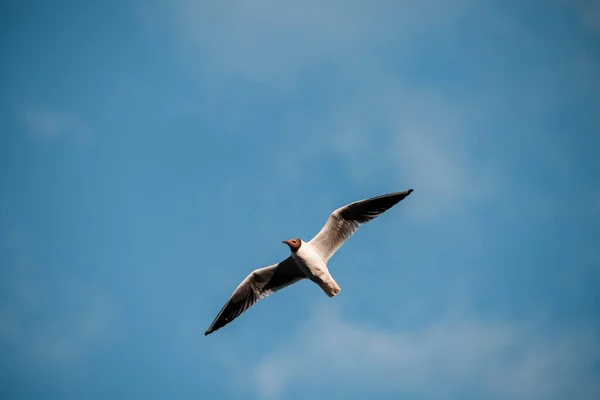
[
  {"x1": 18, "y1": 107, "x2": 90, "y2": 145},
  {"x1": 0, "y1": 223, "x2": 116, "y2": 373},
  {"x1": 254, "y1": 305, "x2": 600, "y2": 400},
  {"x1": 18, "y1": 291, "x2": 115, "y2": 369},
  {"x1": 134, "y1": 5, "x2": 600, "y2": 398},
  {"x1": 141, "y1": 0, "x2": 598, "y2": 225},
  {"x1": 140, "y1": 0, "x2": 473, "y2": 88}
]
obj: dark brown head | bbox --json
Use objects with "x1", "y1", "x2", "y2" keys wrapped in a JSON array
[{"x1": 282, "y1": 238, "x2": 302, "y2": 252}]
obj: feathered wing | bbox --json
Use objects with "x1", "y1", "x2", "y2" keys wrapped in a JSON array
[
  {"x1": 308, "y1": 189, "x2": 413, "y2": 262},
  {"x1": 205, "y1": 257, "x2": 306, "y2": 335}
]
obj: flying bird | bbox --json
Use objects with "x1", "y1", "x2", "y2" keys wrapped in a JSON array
[{"x1": 204, "y1": 189, "x2": 413, "y2": 335}]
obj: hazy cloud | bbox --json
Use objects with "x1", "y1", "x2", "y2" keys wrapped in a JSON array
[
  {"x1": 140, "y1": 0, "x2": 474, "y2": 88},
  {"x1": 254, "y1": 305, "x2": 600, "y2": 399},
  {"x1": 19, "y1": 107, "x2": 90, "y2": 145},
  {"x1": 0, "y1": 224, "x2": 116, "y2": 372}
]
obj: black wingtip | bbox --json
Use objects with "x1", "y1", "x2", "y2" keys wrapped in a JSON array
[
  {"x1": 204, "y1": 330, "x2": 211, "y2": 336},
  {"x1": 408, "y1": 189, "x2": 414, "y2": 194}
]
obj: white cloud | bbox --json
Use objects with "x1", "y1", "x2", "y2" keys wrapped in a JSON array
[
  {"x1": 19, "y1": 107, "x2": 90, "y2": 145},
  {"x1": 6, "y1": 285, "x2": 117, "y2": 371},
  {"x1": 254, "y1": 305, "x2": 600, "y2": 399},
  {"x1": 137, "y1": 0, "x2": 597, "y2": 227},
  {"x1": 312, "y1": 84, "x2": 510, "y2": 222},
  {"x1": 390, "y1": 96, "x2": 507, "y2": 221},
  {"x1": 0, "y1": 224, "x2": 116, "y2": 372},
  {"x1": 140, "y1": 0, "x2": 473, "y2": 88}
]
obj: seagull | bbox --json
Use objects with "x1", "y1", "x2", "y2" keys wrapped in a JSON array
[{"x1": 204, "y1": 189, "x2": 413, "y2": 335}]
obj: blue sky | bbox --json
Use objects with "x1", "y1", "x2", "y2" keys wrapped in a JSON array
[{"x1": 1, "y1": 0, "x2": 599, "y2": 398}]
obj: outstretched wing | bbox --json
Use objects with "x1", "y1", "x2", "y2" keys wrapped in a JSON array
[
  {"x1": 308, "y1": 189, "x2": 413, "y2": 262},
  {"x1": 205, "y1": 257, "x2": 306, "y2": 335}
]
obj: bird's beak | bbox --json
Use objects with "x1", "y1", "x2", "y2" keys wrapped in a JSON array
[{"x1": 282, "y1": 240, "x2": 289, "y2": 245}]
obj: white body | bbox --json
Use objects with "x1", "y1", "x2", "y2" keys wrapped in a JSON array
[
  {"x1": 204, "y1": 189, "x2": 413, "y2": 335},
  {"x1": 292, "y1": 240, "x2": 341, "y2": 297}
]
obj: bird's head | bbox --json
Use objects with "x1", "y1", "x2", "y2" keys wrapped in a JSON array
[{"x1": 282, "y1": 238, "x2": 302, "y2": 253}]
